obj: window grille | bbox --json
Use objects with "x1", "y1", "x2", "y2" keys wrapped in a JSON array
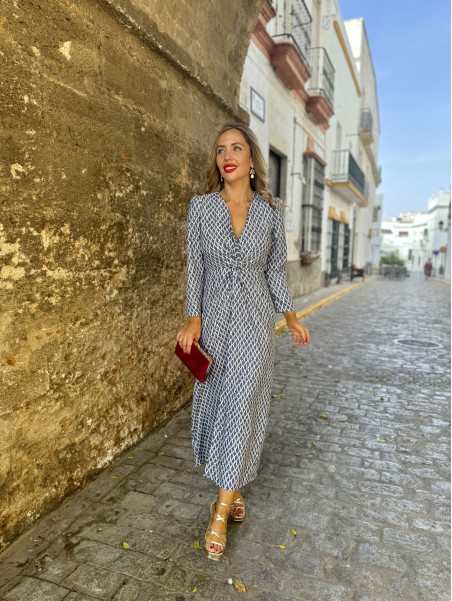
[
  {"x1": 360, "y1": 108, "x2": 373, "y2": 133},
  {"x1": 301, "y1": 157, "x2": 324, "y2": 253},
  {"x1": 272, "y1": 0, "x2": 312, "y2": 68},
  {"x1": 308, "y1": 47, "x2": 335, "y2": 107},
  {"x1": 330, "y1": 220, "x2": 340, "y2": 278},
  {"x1": 331, "y1": 150, "x2": 366, "y2": 197},
  {"x1": 343, "y1": 224, "x2": 350, "y2": 270}
]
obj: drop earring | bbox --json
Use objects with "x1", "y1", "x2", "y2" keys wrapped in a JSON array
[{"x1": 249, "y1": 166, "x2": 255, "y2": 179}]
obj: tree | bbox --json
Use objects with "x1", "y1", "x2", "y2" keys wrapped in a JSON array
[{"x1": 380, "y1": 251, "x2": 405, "y2": 266}]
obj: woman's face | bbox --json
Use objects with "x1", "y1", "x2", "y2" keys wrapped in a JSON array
[{"x1": 215, "y1": 129, "x2": 254, "y2": 184}]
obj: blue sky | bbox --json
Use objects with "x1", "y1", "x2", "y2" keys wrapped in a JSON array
[{"x1": 339, "y1": 0, "x2": 451, "y2": 219}]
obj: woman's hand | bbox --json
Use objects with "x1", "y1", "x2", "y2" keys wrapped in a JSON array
[
  {"x1": 282, "y1": 311, "x2": 310, "y2": 346},
  {"x1": 288, "y1": 320, "x2": 310, "y2": 346},
  {"x1": 285, "y1": 316, "x2": 310, "y2": 346},
  {"x1": 176, "y1": 316, "x2": 202, "y2": 354}
]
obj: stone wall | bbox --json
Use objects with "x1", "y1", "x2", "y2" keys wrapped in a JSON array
[{"x1": 0, "y1": 0, "x2": 264, "y2": 547}]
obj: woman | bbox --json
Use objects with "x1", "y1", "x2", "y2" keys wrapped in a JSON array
[
  {"x1": 424, "y1": 257, "x2": 433, "y2": 279},
  {"x1": 176, "y1": 123, "x2": 310, "y2": 560}
]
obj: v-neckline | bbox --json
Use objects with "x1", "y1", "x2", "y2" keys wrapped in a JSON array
[{"x1": 218, "y1": 191, "x2": 255, "y2": 243}]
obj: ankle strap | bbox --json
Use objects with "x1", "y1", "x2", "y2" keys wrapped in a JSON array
[{"x1": 216, "y1": 499, "x2": 233, "y2": 508}]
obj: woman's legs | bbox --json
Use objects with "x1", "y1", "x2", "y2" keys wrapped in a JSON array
[
  {"x1": 205, "y1": 487, "x2": 247, "y2": 554},
  {"x1": 205, "y1": 487, "x2": 235, "y2": 554}
]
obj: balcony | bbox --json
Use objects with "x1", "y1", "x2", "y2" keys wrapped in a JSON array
[
  {"x1": 270, "y1": 0, "x2": 312, "y2": 102},
  {"x1": 306, "y1": 47, "x2": 335, "y2": 131},
  {"x1": 359, "y1": 108, "x2": 374, "y2": 145},
  {"x1": 308, "y1": 47, "x2": 334, "y2": 106},
  {"x1": 272, "y1": 0, "x2": 312, "y2": 66},
  {"x1": 327, "y1": 150, "x2": 368, "y2": 205}
]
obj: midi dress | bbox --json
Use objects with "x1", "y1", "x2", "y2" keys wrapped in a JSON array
[{"x1": 185, "y1": 191, "x2": 294, "y2": 491}]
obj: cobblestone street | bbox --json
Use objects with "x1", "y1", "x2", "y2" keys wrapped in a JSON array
[{"x1": 1, "y1": 278, "x2": 450, "y2": 601}]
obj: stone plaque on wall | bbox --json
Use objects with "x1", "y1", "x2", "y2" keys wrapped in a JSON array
[{"x1": 251, "y1": 88, "x2": 265, "y2": 122}]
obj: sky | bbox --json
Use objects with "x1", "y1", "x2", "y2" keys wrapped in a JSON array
[{"x1": 339, "y1": 0, "x2": 451, "y2": 220}]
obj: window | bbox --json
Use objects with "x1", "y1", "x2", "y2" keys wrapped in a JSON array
[
  {"x1": 343, "y1": 224, "x2": 350, "y2": 269},
  {"x1": 269, "y1": 150, "x2": 282, "y2": 198},
  {"x1": 301, "y1": 157, "x2": 325, "y2": 253},
  {"x1": 330, "y1": 220, "x2": 340, "y2": 278}
]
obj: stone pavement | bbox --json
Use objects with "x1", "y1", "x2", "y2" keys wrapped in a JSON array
[{"x1": 0, "y1": 278, "x2": 450, "y2": 601}]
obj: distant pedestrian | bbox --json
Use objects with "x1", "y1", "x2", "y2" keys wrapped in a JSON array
[
  {"x1": 176, "y1": 123, "x2": 310, "y2": 561},
  {"x1": 424, "y1": 258, "x2": 433, "y2": 279}
]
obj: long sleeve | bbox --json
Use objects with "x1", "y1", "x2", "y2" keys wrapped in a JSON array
[
  {"x1": 264, "y1": 202, "x2": 294, "y2": 313},
  {"x1": 185, "y1": 195, "x2": 204, "y2": 317}
]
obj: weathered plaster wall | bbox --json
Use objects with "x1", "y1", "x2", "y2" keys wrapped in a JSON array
[
  {"x1": 0, "y1": 0, "x2": 264, "y2": 547},
  {"x1": 287, "y1": 260, "x2": 323, "y2": 298}
]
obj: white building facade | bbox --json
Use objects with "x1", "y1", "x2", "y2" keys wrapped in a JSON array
[
  {"x1": 371, "y1": 193, "x2": 384, "y2": 273},
  {"x1": 239, "y1": 0, "x2": 382, "y2": 297},
  {"x1": 379, "y1": 188, "x2": 451, "y2": 279},
  {"x1": 380, "y1": 213, "x2": 429, "y2": 274},
  {"x1": 344, "y1": 18, "x2": 382, "y2": 276},
  {"x1": 427, "y1": 188, "x2": 450, "y2": 279}
]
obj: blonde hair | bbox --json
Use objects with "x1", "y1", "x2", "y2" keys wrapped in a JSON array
[{"x1": 205, "y1": 123, "x2": 276, "y2": 208}]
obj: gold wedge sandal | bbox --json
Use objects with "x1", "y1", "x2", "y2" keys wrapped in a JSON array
[
  {"x1": 203, "y1": 499, "x2": 232, "y2": 561},
  {"x1": 229, "y1": 494, "x2": 246, "y2": 523}
]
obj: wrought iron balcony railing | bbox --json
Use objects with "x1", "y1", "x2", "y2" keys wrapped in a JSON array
[
  {"x1": 272, "y1": 0, "x2": 312, "y2": 68},
  {"x1": 331, "y1": 150, "x2": 367, "y2": 198},
  {"x1": 308, "y1": 47, "x2": 335, "y2": 107},
  {"x1": 360, "y1": 108, "x2": 373, "y2": 133}
]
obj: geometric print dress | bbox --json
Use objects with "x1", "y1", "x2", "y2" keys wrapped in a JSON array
[{"x1": 185, "y1": 191, "x2": 295, "y2": 491}]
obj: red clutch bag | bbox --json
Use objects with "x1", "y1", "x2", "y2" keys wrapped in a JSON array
[{"x1": 174, "y1": 341, "x2": 213, "y2": 382}]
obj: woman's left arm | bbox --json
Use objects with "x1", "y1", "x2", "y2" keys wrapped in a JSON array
[{"x1": 264, "y1": 202, "x2": 309, "y2": 346}]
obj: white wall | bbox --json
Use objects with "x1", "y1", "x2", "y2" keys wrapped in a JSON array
[
  {"x1": 427, "y1": 188, "x2": 450, "y2": 277},
  {"x1": 345, "y1": 18, "x2": 381, "y2": 273},
  {"x1": 371, "y1": 193, "x2": 383, "y2": 271}
]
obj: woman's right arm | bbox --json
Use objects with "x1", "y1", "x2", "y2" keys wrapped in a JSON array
[{"x1": 176, "y1": 196, "x2": 203, "y2": 353}]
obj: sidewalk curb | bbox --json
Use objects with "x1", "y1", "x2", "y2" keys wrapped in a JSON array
[
  {"x1": 431, "y1": 277, "x2": 451, "y2": 285},
  {"x1": 275, "y1": 278, "x2": 373, "y2": 334}
]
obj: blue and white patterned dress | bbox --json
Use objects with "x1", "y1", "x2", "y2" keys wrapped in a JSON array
[{"x1": 185, "y1": 191, "x2": 294, "y2": 491}]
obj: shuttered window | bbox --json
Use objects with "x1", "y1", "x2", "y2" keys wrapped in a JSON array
[{"x1": 301, "y1": 157, "x2": 324, "y2": 252}]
